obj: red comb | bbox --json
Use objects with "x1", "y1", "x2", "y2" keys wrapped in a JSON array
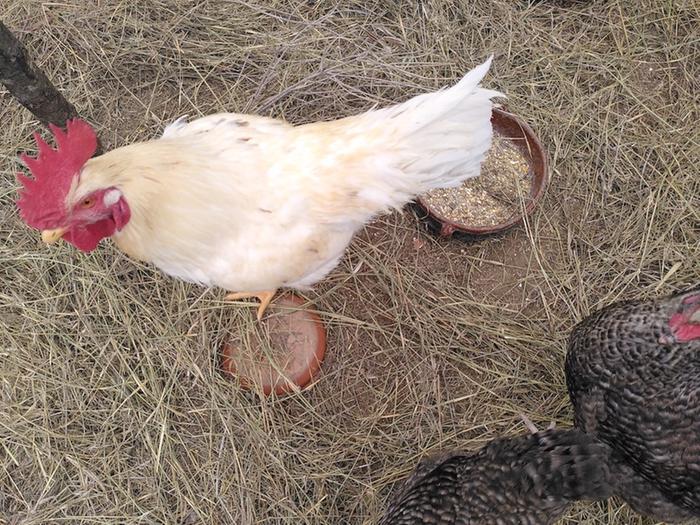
[{"x1": 16, "y1": 118, "x2": 97, "y2": 229}]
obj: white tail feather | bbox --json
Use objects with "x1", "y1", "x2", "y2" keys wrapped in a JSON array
[
  {"x1": 333, "y1": 56, "x2": 503, "y2": 219},
  {"x1": 383, "y1": 55, "x2": 502, "y2": 190}
]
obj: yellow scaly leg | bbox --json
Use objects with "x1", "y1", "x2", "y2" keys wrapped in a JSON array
[{"x1": 224, "y1": 290, "x2": 278, "y2": 321}]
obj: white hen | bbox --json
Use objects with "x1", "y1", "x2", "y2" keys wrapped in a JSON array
[{"x1": 20, "y1": 56, "x2": 501, "y2": 318}]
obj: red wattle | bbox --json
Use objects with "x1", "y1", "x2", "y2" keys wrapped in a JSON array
[{"x1": 63, "y1": 218, "x2": 116, "y2": 252}]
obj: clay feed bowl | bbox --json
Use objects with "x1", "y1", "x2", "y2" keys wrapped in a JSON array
[
  {"x1": 220, "y1": 294, "x2": 326, "y2": 396},
  {"x1": 415, "y1": 108, "x2": 549, "y2": 237}
]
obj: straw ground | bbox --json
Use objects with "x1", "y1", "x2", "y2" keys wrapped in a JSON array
[{"x1": 1, "y1": 1, "x2": 698, "y2": 523}]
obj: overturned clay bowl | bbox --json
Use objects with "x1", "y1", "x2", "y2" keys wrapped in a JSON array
[
  {"x1": 415, "y1": 108, "x2": 549, "y2": 238},
  {"x1": 220, "y1": 294, "x2": 326, "y2": 396}
]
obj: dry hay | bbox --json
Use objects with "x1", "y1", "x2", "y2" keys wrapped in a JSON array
[{"x1": 0, "y1": 1, "x2": 698, "y2": 524}]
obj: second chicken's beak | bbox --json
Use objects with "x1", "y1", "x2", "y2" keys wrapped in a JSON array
[
  {"x1": 690, "y1": 309, "x2": 700, "y2": 324},
  {"x1": 41, "y1": 227, "x2": 68, "y2": 244}
]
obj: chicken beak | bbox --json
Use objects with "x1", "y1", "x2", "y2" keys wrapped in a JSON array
[
  {"x1": 690, "y1": 309, "x2": 700, "y2": 325},
  {"x1": 41, "y1": 227, "x2": 68, "y2": 244}
]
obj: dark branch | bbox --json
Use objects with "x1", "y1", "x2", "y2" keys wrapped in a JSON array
[
  {"x1": 0, "y1": 20, "x2": 78, "y2": 125},
  {"x1": 0, "y1": 20, "x2": 102, "y2": 154}
]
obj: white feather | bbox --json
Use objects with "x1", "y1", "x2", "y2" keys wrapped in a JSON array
[{"x1": 87, "y1": 57, "x2": 501, "y2": 294}]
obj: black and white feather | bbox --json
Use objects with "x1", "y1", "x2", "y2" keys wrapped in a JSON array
[
  {"x1": 379, "y1": 428, "x2": 612, "y2": 525},
  {"x1": 565, "y1": 286, "x2": 700, "y2": 522}
]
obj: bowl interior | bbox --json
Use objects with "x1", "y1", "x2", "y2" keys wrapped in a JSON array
[{"x1": 220, "y1": 294, "x2": 326, "y2": 396}]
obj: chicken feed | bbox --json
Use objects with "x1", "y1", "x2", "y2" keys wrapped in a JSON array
[{"x1": 421, "y1": 134, "x2": 532, "y2": 227}]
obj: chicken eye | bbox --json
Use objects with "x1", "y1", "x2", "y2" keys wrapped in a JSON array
[{"x1": 80, "y1": 197, "x2": 96, "y2": 209}]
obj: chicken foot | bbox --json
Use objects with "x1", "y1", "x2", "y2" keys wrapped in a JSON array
[
  {"x1": 224, "y1": 290, "x2": 278, "y2": 321},
  {"x1": 519, "y1": 413, "x2": 556, "y2": 434}
]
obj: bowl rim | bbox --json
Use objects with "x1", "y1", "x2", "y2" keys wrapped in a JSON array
[
  {"x1": 220, "y1": 293, "x2": 327, "y2": 396},
  {"x1": 415, "y1": 107, "x2": 549, "y2": 236}
]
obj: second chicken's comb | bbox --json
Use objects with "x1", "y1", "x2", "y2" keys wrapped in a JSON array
[{"x1": 16, "y1": 118, "x2": 98, "y2": 230}]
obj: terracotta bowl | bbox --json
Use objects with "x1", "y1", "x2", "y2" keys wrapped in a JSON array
[
  {"x1": 220, "y1": 294, "x2": 326, "y2": 396},
  {"x1": 414, "y1": 108, "x2": 549, "y2": 238}
]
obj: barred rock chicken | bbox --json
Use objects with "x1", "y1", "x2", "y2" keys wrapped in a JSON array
[
  {"x1": 379, "y1": 428, "x2": 612, "y2": 525},
  {"x1": 565, "y1": 287, "x2": 700, "y2": 522},
  {"x1": 16, "y1": 58, "x2": 499, "y2": 319}
]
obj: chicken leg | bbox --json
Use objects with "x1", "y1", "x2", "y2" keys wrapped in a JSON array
[
  {"x1": 519, "y1": 414, "x2": 556, "y2": 434},
  {"x1": 225, "y1": 290, "x2": 278, "y2": 321}
]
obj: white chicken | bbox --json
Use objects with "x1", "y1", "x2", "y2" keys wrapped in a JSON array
[{"x1": 18, "y1": 57, "x2": 500, "y2": 318}]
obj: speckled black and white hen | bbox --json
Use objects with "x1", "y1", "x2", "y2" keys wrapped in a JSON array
[
  {"x1": 379, "y1": 428, "x2": 612, "y2": 525},
  {"x1": 565, "y1": 286, "x2": 700, "y2": 522}
]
